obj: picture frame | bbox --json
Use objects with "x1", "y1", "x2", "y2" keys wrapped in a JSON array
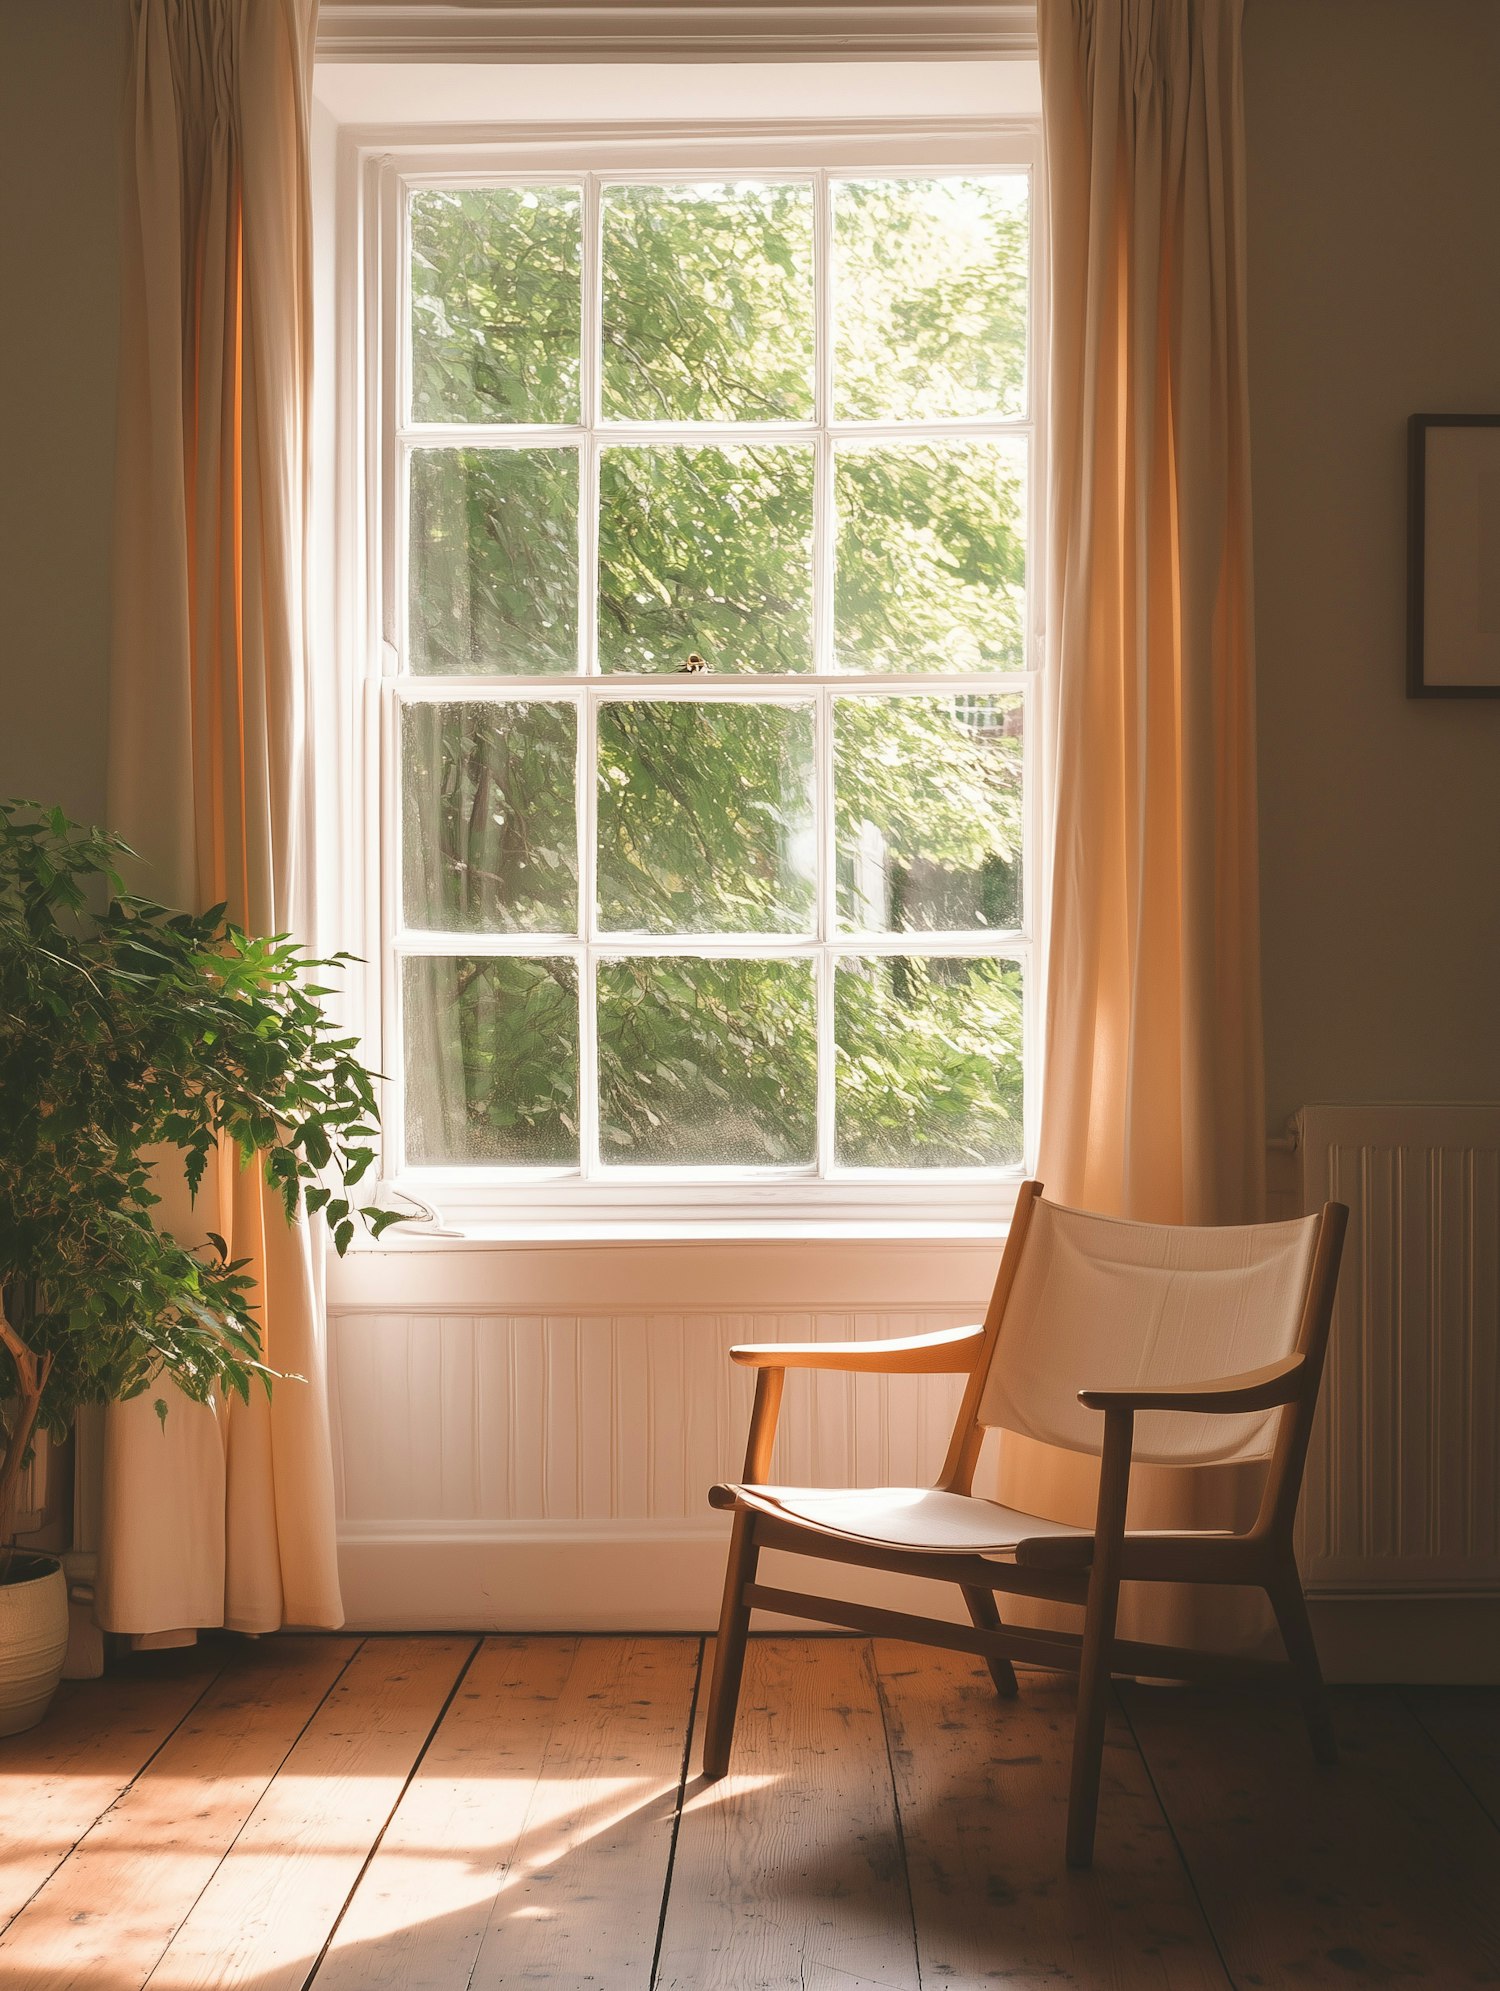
[{"x1": 1407, "y1": 413, "x2": 1500, "y2": 698}]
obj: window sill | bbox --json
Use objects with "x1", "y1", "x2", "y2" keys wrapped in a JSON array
[
  {"x1": 347, "y1": 1215, "x2": 1009, "y2": 1248},
  {"x1": 329, "y1": 1210, "x2": 1006, "y2": 1311},
  {"x1": 363, "y1": 1170, "x2": 1023, "y2": 1247}
]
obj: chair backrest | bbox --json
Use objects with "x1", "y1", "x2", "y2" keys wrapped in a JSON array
[{"x1": 973, "y1": 1192, "x2": 1324, "y2": 1466}]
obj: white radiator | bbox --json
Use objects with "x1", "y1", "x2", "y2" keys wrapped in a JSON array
[{"x1": 1297, "y1": 1104, "x2": 1500, "y2": 1598}]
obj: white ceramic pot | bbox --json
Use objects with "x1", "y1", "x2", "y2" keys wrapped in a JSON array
[{"x1": 0, "y1": 1551, "x2": 69, "y2": 1734}]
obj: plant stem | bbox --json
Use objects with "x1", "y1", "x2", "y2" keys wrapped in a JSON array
[{"x1": 0, "y1": 1296, "x2": 52, "y2": 1563}]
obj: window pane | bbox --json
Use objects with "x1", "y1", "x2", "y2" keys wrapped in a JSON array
[
  {"x1": 409, "y1": 187, "x2": 581, "y2": 424},
  {"x1": 835, "y1": 955, "x2": 1023, "y2": 1168},
  {"x1": 597, "y1": 445, "x2": 814, "y2": 674},
  {"x1": 600, "y1": 183, "x2": 814, "y2": 422},
  {"x1": 402, "y1": 702, "x2": 577, "y2": 934},
  {"x1": 597, "y1": 957, "x2": 815, "y2": 1165},
  {"x1": 835, "y1": 695, "x2": 1022, "y2": 934},
  {"x1": 409, "y1": 447, "x2": 578, "y2": 676},
  {"x1": 403, "y1": 955, "x2": 579, "y2": 1165},
  {"x1": 597, "y1": 700, "x2": 815, "y2": 935},
  {"x1": 833, "y1": 176, "x2": 1029, "y2": 422},
  {"x1": 834, "y1": 439, "x2": 1026, "y2": 673}
]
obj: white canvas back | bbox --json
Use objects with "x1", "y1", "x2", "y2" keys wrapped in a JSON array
[{"x1": 977, "y1": 1199, "x2": 1322, "y2": 1465}]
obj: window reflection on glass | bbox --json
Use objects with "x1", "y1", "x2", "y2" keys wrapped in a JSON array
[
  {"x1": 402, "y1": 701, "x2": 578, "y2": 935},
  {"x1": 835, "y1": 956, "x2": 1024, "y2": 1169},
  {"x1": 597, "y1": 957, "x2": 817, "y2": 1166},
  {"x1": 404, "y1": 955, "x2": 579, "y2": 1165},
  {"x1": 835, "y1": 695, "x2": 1022, "y2": 935},
  {"x1": 410, "y1": 186, "x2": 582, "y2": 424},
  {"x1": 600, "y1": 182, "x2": 815, "y2": 422},
  {"x1": 597, "y1": 446, "x2": 814, "y2": 675},
  {"x1": 597, "y1": 700, "x2": 815, "y2": 935}
]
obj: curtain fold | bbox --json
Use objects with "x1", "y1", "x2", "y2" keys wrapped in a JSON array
[
  {"x1": 1036, "y1": 0, "x2": 1263, "y2": 1227},
  {"x1": 98, "y1": 0, "x2": 341, "y2": 1638},
  {"x1": 1014, "y1": 0, "x2": 1269, "y2": 1652}
]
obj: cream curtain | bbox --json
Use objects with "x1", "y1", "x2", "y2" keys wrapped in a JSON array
[
  {"x1": 1036, "y1": 0, "x2": 1263, "y2": 1225},
  {"x1": 98, "y1": 0, "x2": 341, "y2": 1637},
  {"x1": 1008, "y1": 0, "x2": 1270, "y2": 1650}
]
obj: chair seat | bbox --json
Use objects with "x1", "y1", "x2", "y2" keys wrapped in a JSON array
[{"x1": 715, "y1": 1482, "x2": 1096, "y2": 1562}]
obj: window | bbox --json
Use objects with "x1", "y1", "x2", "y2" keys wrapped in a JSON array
[{"x1": 375, "y1": 145, "x2": 1040, "y2": 1224}]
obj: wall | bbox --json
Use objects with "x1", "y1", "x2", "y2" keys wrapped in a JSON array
[
  {"x1": 0, "y1": 0, "x2": 124, "y2": 825},
  {"x1": 1245, "y1": 0, "x2": 1500, "y2": 1129}
]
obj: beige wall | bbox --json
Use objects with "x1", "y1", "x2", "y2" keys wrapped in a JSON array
[
  {"x1": 2, "y1": 2, "x2": 1497, "y2": 1129},
  {"x1": 1245, "y1": 0, "x2": 1500, "y2": 1126},
  {"x1": 0, "y1": 0, "x2": 124, "y2": 825}
]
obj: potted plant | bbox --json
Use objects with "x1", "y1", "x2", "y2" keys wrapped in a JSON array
[{"x1": 0, "y1": 802, "x2": 400, "y2": 1732}]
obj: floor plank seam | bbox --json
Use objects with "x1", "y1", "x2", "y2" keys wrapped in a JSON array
[
  {"x1": 124, "y1": 1637, "x2": 369, "y2": 1991},
  {"x1": 1112, "y1": 1683, "x2": 1240, "y2": 1991},
  {"x1": 870, "y1": 1642, "x2": 925, "y2": 1991},
  {"x1": 0, "y1": 1645, "x2": 236, "y2": 1942},
  {"x1": 1398, "y1": 1687, "x2": 1500, "y2": 1837},
  {"x1": 299, "y1": 1633, "x2": 484, "y2": 1991},
  {"x1": 649, "y1": 1633, "x2": 707, "y2": 1991}
]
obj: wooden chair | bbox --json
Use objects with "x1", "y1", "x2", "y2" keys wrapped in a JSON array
[{"x1": 701, "y1": 1180, "x2": 1348, "y2": 1866}]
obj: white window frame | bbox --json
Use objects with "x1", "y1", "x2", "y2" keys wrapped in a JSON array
[{"x1": 340, "y1": 116, "x2": 1047, "y2": 1232}]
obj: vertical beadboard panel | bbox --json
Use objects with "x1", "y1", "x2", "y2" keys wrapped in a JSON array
[
  {"x1": 330, "y1": 1306, "x2": 970, "y2": 1526},
  {"x1": 1298, "y1": 1105, "x2": 1500, "y2": 1595}
]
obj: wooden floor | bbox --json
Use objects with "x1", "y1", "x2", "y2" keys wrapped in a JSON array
[{"x1": 1, "y1": 1635, "x2": 1497, "y2": 1990}]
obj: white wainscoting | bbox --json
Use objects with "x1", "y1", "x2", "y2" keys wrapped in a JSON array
[
  {"x1": 328, "y1": 1235, "x2": 991, "y2": 1629},
  {"x1": 327, "y1": 1130, "x2": 1500, "y2": 1679}
]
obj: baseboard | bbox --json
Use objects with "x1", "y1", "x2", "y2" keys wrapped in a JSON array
[
  {"x1": 338, "y1": 1524, "x2": 1500, "y2": 1680},
  {"x1": 336, "y1": 1520, "x2": 972, "y2": 1634},
  {"x1": 1306, "y1": 1594, "x2": 1500, "y2": 1685}
]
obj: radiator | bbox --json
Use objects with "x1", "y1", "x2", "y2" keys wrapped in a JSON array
[{"x1": 1297, "y1": 1104, "x2": 1500, "y2": 1598}]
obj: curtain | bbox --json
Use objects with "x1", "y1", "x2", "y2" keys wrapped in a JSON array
[
  {"x1": 1036, "y1": 0, "x2": 1263, "y2": 1224},
  {"x1": 1009, "y1": 0, "x2": 1270, "y2": 1650},
  {"x1": 97, "y1": 0, "x2": 341, "y2": 1637}
]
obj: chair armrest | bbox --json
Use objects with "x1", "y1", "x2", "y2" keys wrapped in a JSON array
[
  {"x1": 1078, "y1": 1352, "x2": 1307, "y2": 1415},
  {"x1": 729, "y1": 1323, "x2": 985, "y2": 1375}
]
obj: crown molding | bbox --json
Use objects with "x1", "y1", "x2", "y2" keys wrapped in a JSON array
[{"x1": 315, "y1": 4, "x2": 1039, "y2": 63}]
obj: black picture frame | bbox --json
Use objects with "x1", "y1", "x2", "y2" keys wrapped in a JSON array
[{"x1": 1407, "y1": 413, "x2": 1500, "y2": 699}]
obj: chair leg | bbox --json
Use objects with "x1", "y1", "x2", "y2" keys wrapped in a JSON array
[
  {"x1": 1267, "y1": 1565, "x2": 1338, "y2": 1766},
  {"x1": 960, "y1": 1584, "x2": 1019, "y2": 1699},
  {"x1": 1067, "y1": 1409, "x2": 1131, "y2": 1869},
  {"x1": 702, "y1": 1510, "x2": 761, "y2": 1779},
  {"x1": 1065, "y1": 1564, "x2": 1122, "y2": 1867}
]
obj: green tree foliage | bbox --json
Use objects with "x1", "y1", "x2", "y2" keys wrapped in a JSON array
[{"x1": 401, "y1": 175, "x2": 1031, "y2": 1172}]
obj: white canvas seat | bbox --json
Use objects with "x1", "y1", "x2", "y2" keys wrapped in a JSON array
[
  {"x1": 700, "y1": 1181, "x2": 1349, "y2": 1868},
  {"x1": 716, "y1": 1483, "x2": 1095, "y2": 1560}
]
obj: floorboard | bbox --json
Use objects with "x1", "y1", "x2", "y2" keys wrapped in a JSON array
[
  {"x1": 0, "y1": 1649, "x2": 224, "y2": 1932},
  {"x1": 141, "y1": 1634, "x2": 473, "y2": 1991},
  {"x1": 324, "y1": 1635, "x2": 697, "y2": 1991},
  {"x1": 7, "y1": 1636, "x2": 1499, "y2": 1991},
  {"x1": 1121, "y1": 1681, "x2": 1500, "y2": 1990},
  {"x1": 0, "y1": 1635, "x2": 356, "y2": 1991},
  {"x1": 656, "y1": 1636, "x2": 921, "y2": 1991},
  {"x1": 315, "y1": 1635, "x2": 581, "y2": 1991},
  {"x1": 1406, "y1": 1686, "x2": 1500, "y2": 1829},
  {"x1": 875, "y1": 1646, "x2": 1231, "y2": 1990}
]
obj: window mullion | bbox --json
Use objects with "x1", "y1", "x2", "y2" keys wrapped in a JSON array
[
  {"x1": 812, "y1": 165, "x2": 836, "y2": 684},
  {"x1": 580, "y1": 174, "x2": 604, "y2": 1179},
  {"x1": 815, "y1": 689, "x2": 836, "y2": 1178},
  {"x1": 812, "y1": 166, "x2": 836, "y2": 1177},
  {"x1": 579, "y1": 691, "x2": 601, "y2": 1179}
]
